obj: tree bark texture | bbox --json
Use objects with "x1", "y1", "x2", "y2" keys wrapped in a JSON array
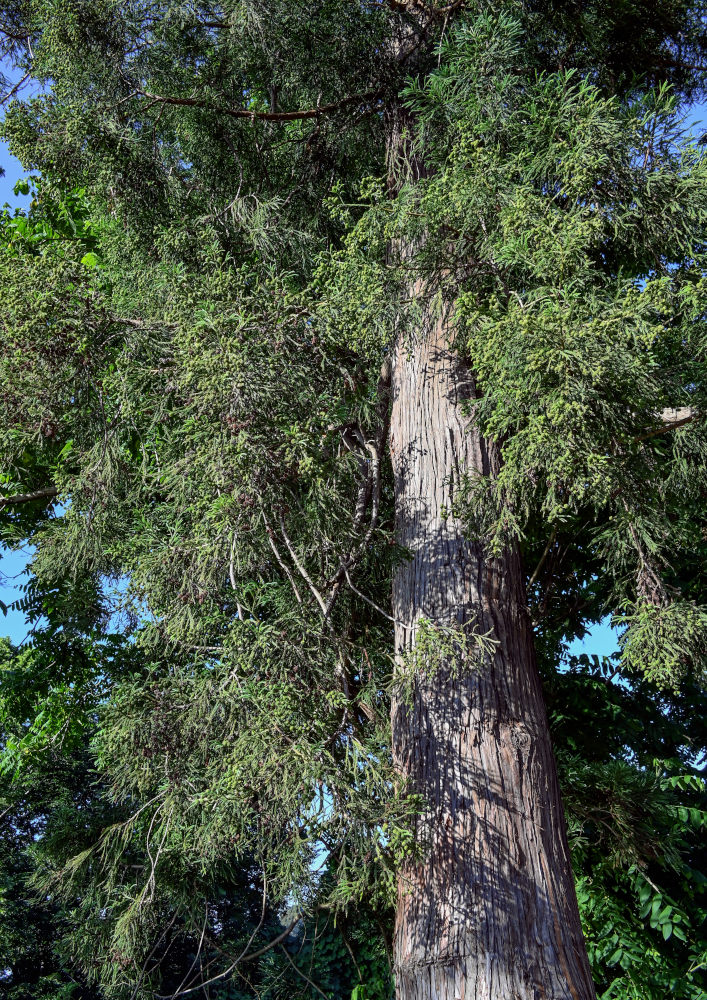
[{"x1": 389, "y1": 304, "x2": 596, "y2": 1000}]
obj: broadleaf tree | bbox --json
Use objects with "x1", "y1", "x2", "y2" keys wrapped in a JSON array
[{"x1": 1, "y1": 2, "x2": 707, "y2": 999}]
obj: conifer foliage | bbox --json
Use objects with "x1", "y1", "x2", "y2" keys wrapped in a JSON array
[{"x1": 1, "y1": 2, "x2": 707, "y2": 998}]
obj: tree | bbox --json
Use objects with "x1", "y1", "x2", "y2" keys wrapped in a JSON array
[
  {"x1": 545, "y1": 653, "x2": 707, "y2": 1000},
  {"x1": 0, "y1": 485, "x2": 393, "y2": 1000},
  {"x1": 1, "y1": 2, "x2": 707, "y2": 998}
]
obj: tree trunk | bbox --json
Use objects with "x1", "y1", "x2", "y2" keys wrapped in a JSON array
[{"x1": 389, "y1": 303, "x2": 596, "y2": 1000}]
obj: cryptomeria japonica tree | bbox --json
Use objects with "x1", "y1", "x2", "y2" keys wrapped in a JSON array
[{"x1": 2, "y1": 2, "x2": 707, "y2": 998}]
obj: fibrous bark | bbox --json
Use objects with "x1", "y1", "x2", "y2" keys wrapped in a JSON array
[{"x1": 389, "y1": 303, "x2": 596, "y2": 1000}]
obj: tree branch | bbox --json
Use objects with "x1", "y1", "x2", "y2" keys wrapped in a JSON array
[
  {"x1": 340, "y1": 563, "x2": 411, "y2": 629},
  {"x1": 155, "y1": 896, "x2": 299, "y2": 999},
  {"x1": 112, "y1": 315, "x2": 178, "y2": 329},
  {"x1": 634, "y1": 408, "x2": 701, "y2": 444},
  {"x1": 528, "y1": 527, "x2": 557, "y2": 588},
  {"x1": 0, "y1": 486, "x2": 58, "y2": 507},
  {"x1": 1, "y1": 70, "x2": 30, "y2": 105},
  {"x1": 135, "y1": 88, "x2": 384, "y2": 123},
  {"x1": 278, "y1": 514, "x2": 329, "y2": 617},
  {"x1": 278, "y1": 945, "x2": 329, "y2": 1000},
  {"x1": 324, "y1": 357, "x2": 391, "y2": 619},
  {"x1": 262, "y1": 511, "x2": 303, "y2": 605},
  {"x1": 240, "y1": 913, "x2": 302, "y2": 963}
]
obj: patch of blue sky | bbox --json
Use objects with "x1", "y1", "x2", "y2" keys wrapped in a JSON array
[
  {"x1": 0, "y1": 545, "x2": 35, "y2": 645},
  {"x1": 682, "y1": 97, "x2": 707, "y2": 136},
  {"x1": 0, "y1": 57, "x2": 37, "y2": 207},
  {"x1": 0, "y1": 501, "x2": 70, "y2": 646},
  {"x1": 0, "y1": 136, "x2": 27, "y2": 208},
  {"x1": 567, "y1": 617, "x2": 619, "y2": 662}
]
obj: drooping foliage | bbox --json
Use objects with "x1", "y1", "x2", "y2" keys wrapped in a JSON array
[{"x1": 2, "y1": 1, "x2": 707, "y2": 998}]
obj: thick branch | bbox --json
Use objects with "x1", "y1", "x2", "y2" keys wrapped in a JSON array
[
  {"x1": 635, "y1": 407, "x2": 701, "y2": 443},
  {"x1": 0, "y1": 486, "x2": 58, "y2": 507}
]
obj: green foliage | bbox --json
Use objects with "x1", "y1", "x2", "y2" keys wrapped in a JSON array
[
  {"x1": 1, "y1": 176, "x2": 99, "y2": 259},
  {"x1": 616, "y1": 601, "x2": 707, "y2": 689},
  {"x1": 397, "y1": 617, "x2": 497, "y2": 700},
  {"x1": 546, "y1": 650, "x2": 707, "y2": 999},
  {"x1": 2, "y1": 1, "x2": 707, "y2": 998},
  {"x1": 387, "y1": 16, "x2": 707, "y2": 691},
  {"x1": 0, "y1": 635, "x2": 110, "y2": 1000}
]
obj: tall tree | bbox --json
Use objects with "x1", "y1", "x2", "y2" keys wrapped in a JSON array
[{"x1": 2, "y1": 2, "x2": 707, "y2": 998}]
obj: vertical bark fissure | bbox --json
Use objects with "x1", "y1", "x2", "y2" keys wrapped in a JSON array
[{"x1": 388, "y1": 300, "x2": 596, "y2": 1000}]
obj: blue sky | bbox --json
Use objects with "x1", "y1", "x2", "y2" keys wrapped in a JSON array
[
  {"x1": 0, "y1": 547, "x2": 35, "y2": 644},
  {"x1": 0, "y1": 136, "x2": 31, "y2": 206},
  {"x1": 2, "y1": 78, "x2": 707, "y2": 661}
]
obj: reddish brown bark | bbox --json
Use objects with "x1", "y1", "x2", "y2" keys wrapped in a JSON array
[{"x1": 389, "y1": 305, "x2": 596, "y2": 1000}]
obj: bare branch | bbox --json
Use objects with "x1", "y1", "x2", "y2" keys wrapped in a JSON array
[
  {"x1": 170, "y1": 905, "x2": 210, "y2": 999},
  {"x1": 112, "y1": 315, "x2": 178, "y2": 329},
  {"x1": 278, "y1": 945, "x2": 330, "y2": 1000},
  {"x1": 1, "y1": 70, "x2": 30, "y2": 105},
  {"x1": 201, "y1": 879, "x2": 269, "y2": 969},
  {"x1": 528, "y1": 527, "x2": 557, "y2": 588},
  {"x1": 129, "y1": 911, "x2": 179, "y2": 1000},
  {"x1": 340, "y1": 562, "x2": 412, "y2": 629},
  {"x1": 155, "y1": 891, "x2": 278, "y2": 999},
  {"x1": 262, "y1": 512, "x2": 303, "y2": 605},
  {"x1": 240, "y1": 913, "x2": 302, "y2": 963},
  {"x1": 278, "y1": 514, "x2": 328, "y2": 617}
]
